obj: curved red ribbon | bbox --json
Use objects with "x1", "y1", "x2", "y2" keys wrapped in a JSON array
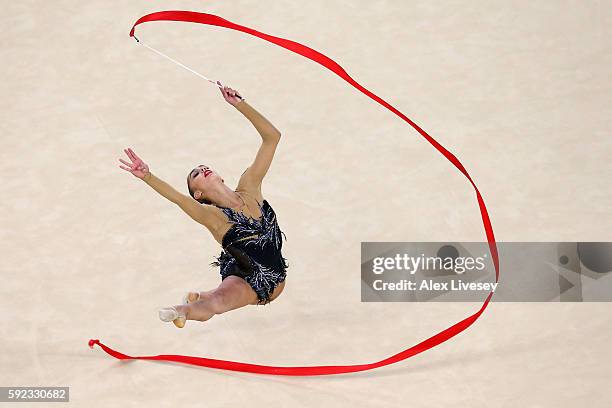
[{"x1": 88, "y1": 10, "x2": 500, "y2": 376}]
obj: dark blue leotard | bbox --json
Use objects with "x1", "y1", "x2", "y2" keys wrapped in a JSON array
[{"x1": 210, "y1": 197, "x2": 288, "y2": 305}]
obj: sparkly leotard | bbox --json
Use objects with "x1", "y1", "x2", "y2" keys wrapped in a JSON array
[{"x1": 210, "y1": 194, "x2": 289, "y2": 305}]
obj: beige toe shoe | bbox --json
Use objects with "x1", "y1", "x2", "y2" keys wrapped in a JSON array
[{"x1": 158, "y1": 306, "x2": 186, "y2": 328}]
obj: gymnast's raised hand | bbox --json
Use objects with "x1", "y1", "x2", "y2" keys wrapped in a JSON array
[
  {"x1": 117, "y1": 84, "x2": 288, "y2": 329},
  {"x1": 118, "y1": 148, "x2": 150, "y2": 180},
  {"x1": 217, "y1": 80, "x2": 245, "y2": 106}
]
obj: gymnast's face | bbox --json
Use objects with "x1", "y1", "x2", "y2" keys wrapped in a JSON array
[{"x1": 187, "y1": 164, "x2": 224, "y2": 201}]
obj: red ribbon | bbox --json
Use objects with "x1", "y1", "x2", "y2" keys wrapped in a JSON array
[{"x1": 88, "y1": 10, "x2": 500, "y2": 376}]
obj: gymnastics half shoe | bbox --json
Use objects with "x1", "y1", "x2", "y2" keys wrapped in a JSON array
[
  {"x1": 182, "y1": 291, "x2": 201, "y2": 304},
  {"x1": 158, "y1": 306, "x2": 186, "y2": 328}
]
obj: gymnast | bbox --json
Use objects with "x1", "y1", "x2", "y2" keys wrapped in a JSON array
[{"x1": 118, "y1": 82, "x2": 289, "y2": 328}]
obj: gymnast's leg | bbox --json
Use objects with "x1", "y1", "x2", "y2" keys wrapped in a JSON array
[{"x1": 174, "y1": 276, "x2": 259, "y2": 324}]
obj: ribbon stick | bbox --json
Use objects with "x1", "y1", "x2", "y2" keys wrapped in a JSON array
[
  {"x1": 133, "y1": 36, "x2": 219, "y2": 86},
  {"x1": 89, "y1": 10, "x2": 500, "y2": 376}
]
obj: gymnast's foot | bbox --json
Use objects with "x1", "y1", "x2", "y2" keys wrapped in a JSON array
[
  {"x1": 159, "y1": 306, "x2": 187, "y2": 328},
  {"x1": 183, "y1": 291, "x2": 201, "y2": 304}
]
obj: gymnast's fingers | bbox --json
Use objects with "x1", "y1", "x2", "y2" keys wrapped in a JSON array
[
  {"x1": 128, "y1": 148, "x2": 142, "y2": 162},
  {"x1": 119, "y1": 165, "x2": 132, "y2": 172},
  {"x1": 119, "y1": 158, "x2": 132, "y2": 167},
  {"x1": 124, "y1": 149, "x2": 134, "y2": 162},
  {"x1": 127, "y1": 150, "x2": 140, "y2": 165}
]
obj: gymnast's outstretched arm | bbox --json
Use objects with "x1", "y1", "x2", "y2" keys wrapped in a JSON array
[
  {"x1": 217, "y1": 83, "x2": 282, "y2": 190},
  {"x1": 118, "y1": 148, "x2": 217, "y2": 231}
]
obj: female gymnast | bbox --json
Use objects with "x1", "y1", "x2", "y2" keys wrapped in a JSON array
[{"x1": 118, "y1": 82, "x2": 289, "y2": 328}]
